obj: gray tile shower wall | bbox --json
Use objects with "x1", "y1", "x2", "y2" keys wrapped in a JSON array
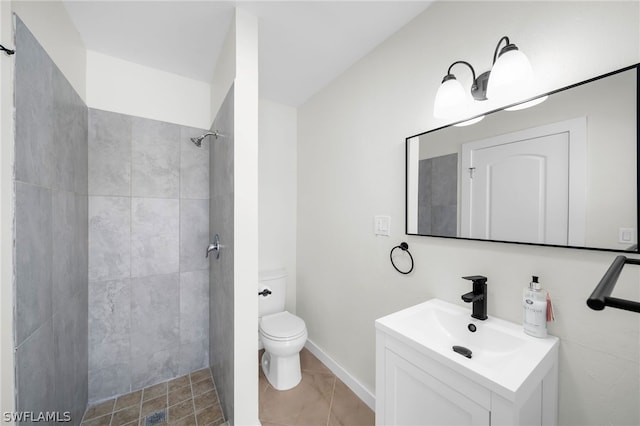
[
  {"x1": 209, "y1": 85, "x2": 235, "y2": 423},
  {"x1": 418, "y1": 154, "x2": 458, "y2": 237},
  {"x1": 14, "y1": 16, "x2": 89, "y2": 425},
  {"x1": 87, "y1": 109, "x2": 211, "y2": 403}
]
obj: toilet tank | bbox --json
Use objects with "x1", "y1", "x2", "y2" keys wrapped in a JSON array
[{"x1": 259, "y1": 269, "x2": 287, "y2": 317}]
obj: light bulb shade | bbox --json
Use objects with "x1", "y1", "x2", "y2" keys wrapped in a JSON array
[
  {"x1": 454, "y1": 115, "x2": 485, "y2": 127},
  {"x1": 486, "y1": 48, "x2": 533, "y2": 103},
  {"x1": 505, "y1": 95, "x2": 549, "y2": 111},
  {"x1": 433, "y1": 76, "x2": 467, "y2": 119},
  {"x1": 453, "y1": 115, "x2": 484, "y2": 127}
]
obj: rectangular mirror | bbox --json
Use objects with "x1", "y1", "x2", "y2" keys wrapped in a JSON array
[{"x1": 406, "y1": 64, "x2": 639, "y2": 252}]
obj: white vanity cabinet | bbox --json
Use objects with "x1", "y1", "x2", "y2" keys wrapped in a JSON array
[
  {"x1": 382, "y1": 346, "x2": 490, "y2": 425},
  {"x1": 375, "y1": 299, "x2": 559, "y2": 426}
]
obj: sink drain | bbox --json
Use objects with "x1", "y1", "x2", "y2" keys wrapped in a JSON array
[{"x1": 145, "y1": 409, "x2": 166, "y2": 426}]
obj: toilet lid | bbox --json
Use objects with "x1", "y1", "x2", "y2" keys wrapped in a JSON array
[{"x1": 259, "y1": 311, "x2": 306, "y2": 339}]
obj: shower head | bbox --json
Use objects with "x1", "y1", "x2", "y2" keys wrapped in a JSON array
[{"x1": 190, "y1": 130, "x2": 222, "y2": 147}]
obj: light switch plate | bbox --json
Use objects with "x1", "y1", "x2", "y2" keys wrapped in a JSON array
[{"x1": 374, "y1": 215, "x2": 391, "y2": 236}]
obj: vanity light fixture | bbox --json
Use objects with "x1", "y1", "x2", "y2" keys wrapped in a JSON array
[{"x1": 433, "y1": 36, "x2": 545, "y2": 121}]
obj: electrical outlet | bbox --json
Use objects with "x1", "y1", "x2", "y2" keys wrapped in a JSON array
[{"x1": 619, "y1": 228, "x2": 635, "y2": 244}]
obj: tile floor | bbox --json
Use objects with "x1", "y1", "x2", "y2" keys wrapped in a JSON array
[
  {"x1": 82, "y1": 348, "x2": 374, "y2": 426},
  {"x1": 259, "y1": 348, "x2": 375, "y2": 426},
  {"x1": 81, "y1": 368, "x2": 224, "y2": 426}
]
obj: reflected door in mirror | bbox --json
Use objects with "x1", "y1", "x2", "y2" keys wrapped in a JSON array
[{"x1": 461, "y1": 130, "x2": 573, "y2": 245}]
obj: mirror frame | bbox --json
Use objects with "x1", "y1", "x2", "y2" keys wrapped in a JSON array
[{"x1": 405, "y1": 63, "x2": 640, "y2": 253}]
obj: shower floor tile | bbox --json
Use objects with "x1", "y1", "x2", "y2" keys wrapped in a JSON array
[
  {"x1": 259, "y1": 348, "x2": 375, "y2": 426},
  {"x1": 82, "y1": 368, "x2": 225, "y2": 426}
]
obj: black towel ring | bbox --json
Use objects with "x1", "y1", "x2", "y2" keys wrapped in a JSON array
[{"x1": 390, "y1": 242, "x2": 414, "y2": 275}]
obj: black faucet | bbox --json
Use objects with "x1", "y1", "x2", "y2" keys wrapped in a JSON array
[{"x1": 461, "y1": 275, "x2": 488, "y2": 320}]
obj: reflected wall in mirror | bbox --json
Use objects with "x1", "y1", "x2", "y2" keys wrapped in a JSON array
[{"x1": 406, "y1": 64, "x2": 639, "y2": 252}]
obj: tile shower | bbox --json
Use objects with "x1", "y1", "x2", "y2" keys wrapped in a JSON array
[
  {"x1": 12, "y1": 14, "x2": 218, "y2": 422},
  {"x1": 87, "y1": 109, "x2": 211, "y2": 402},
  {"x1": 14, "y1": 17, "x2": 88, "y2": 421},
  {"x1": 208, "y1": 86, "x2": 235, "y2": 422},
  {"x1": 417, "y1": 154, "x2": 457, "y2": 236}
]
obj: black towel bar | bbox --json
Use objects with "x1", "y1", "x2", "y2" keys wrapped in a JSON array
[{"x1": 587, "y1": 255, "x2": 640, "y2": 313}]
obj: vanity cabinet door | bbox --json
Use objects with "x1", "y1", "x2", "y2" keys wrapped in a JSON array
[{"x1": 383, "y1": 350, "x2": 490, "y2": 426}]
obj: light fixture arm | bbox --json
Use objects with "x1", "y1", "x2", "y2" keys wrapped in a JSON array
[
  {"x1": 442, "y1": 61, "x2": 486, "y2": 100},
  {"x1": 492, "y1": 36, "x2": 519, "y2": 64},
  {"x1": 446, "y1": 60, "x2": 477, "y2": 84},
  {"x1": 443, "y1": 60, "x2": 488, "y2": 101}
]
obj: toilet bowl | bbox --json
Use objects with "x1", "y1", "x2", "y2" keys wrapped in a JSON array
[
  {"x1": 259, "y1": 311, "x2": 308, "y2": 390},
  {"x1": 258, "y1": 270, "x2": 307, "y2": 391}
]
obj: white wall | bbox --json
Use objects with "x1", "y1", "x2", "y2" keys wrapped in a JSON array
[
  {"x1": 297, "y1": 2, "x2": 640, "y2": 425},
  {"x1": 12, "y1": 0, "x2": 86, "y2": 101},
  {"x1": 86, "y1": 50, "x2": 210, "y2": 129},
  {"x1": 259, "y1": 98, "x2": 298, "y2": 312},
  {"x1": 211, "y1": 19, "x2": 236, "y2": 125},
  {"x1": 231, "y1": 8, "x2": 260, "y2": 426},
  {"x1": 12, "y1": 1, "x2": 212, "y2": 130},
  {"x1": 0, "y1": 0, "x2": 15, "y2": 416}
]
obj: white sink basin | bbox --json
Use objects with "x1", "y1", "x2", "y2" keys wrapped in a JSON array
[{"x1": 375, "y1": 298, "x2": 559, "y2": 398}]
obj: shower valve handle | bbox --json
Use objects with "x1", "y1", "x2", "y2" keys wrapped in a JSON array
[
  {"x1": 258, "y1": 289, "x2": 272, "y2": 297},
  {"x1": 206, "y1": 234, "x2": 222, "y2": 259}
]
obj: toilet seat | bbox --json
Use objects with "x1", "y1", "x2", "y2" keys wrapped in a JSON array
[
  {"x1": 261, "y1": 329, "x2": 307, "y2": 342},
  {"x1": 259, "y1": 311, "x2": 306, "y2": 341}
]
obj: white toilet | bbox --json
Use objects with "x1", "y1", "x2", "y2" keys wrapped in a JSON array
[{"x1": 258, "y1": 269, "x2": 307, "y2": 391}]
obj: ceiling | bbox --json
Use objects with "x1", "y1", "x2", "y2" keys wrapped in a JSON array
[{"x1": 63, "y1": 1, "x2": 433, "y2": 106}]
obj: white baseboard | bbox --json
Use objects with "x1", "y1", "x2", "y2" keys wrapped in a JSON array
[{"x1": 305, "y1": 339, "x2": 376, "y2": 411}]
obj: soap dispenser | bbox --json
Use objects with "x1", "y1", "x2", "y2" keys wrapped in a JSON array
[{"x1": 523, "y1": 276, "x2": 547, "y2": 338}]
